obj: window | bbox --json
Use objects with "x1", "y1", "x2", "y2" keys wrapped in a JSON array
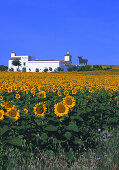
[{"x1": 24, "y1": 62, "x2": 26, "y2": 66}]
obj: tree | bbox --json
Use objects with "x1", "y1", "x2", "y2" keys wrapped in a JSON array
[
  {"x1": 12, "y1": 59, "x2": 21, "y2": 71},
  {"x1": 57, "y1": 67, "x2": 62, "y2": 72},
  {"x1": 72, "y1": 66, "x2": 78, "y2": 71},
  {"x1": 67, "y1": 67, "x2": 73, "y2": 72},
  {"x1": 61, "y1": 68, "x2": 64, "y2": 71},
  {"x1": 0, "y1": 65, "x2": 8, "y2": 71}
]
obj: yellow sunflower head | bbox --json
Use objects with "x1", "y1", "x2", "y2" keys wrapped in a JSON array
[
  {"x1": 5, "y1": 101, "x2": 16, "y2": 110},
  {"x1": 54, "y1": 101, "x2": 69, "y2": 117},
  {"x1": 24, "y1": 108, "x2": 28, "y2": 114},
  {"x1": 63, "y1": 95, "x2": 76, "y2": 108},
  {"x1": 5, "y1": 108, "x2": 20, "y2": 121},
  {"x1": 0, "y1": 96, "x2": 3, "y2": 100},
  {"x1": 57, "y1": 91, "x2": 62, "y2": 97},
  {"x1": 15, "y1": 93, "x2": 21, "y2": 99},
  {"x1": 0, "y1": 101, "x2": 6, "y2": 107},
  {"x1": 33, "y1": 102, "x2": 47, "y2": 117},
  {"x1": 7, "y1": 87, "x2": 13, "y2": 93},
  {"x1": 38, "y1": 91, "x2": 46, "y2": 99},
  {"x1": 64, "y1": 90, "x2": 69, "y2": 96},
  {"x1": 114, "y1": 96, "x2": 118, "y2": 101},
  {"x1": 72, "y1": 89, "x2": 77, "y2": 95},
  {"x1": 0, "y1": 110, "x2": 4, "y2": 120}
]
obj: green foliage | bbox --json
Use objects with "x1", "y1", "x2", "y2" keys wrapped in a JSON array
[
  {"x1": 92, "y1": 65, "x2": 102, "y2": 70},
  {"x1": 12, "y1": 59, "x2": 21, "y2": 67},
  {"x1": 43, "y1": 68, "x2": 48, "y2": 72},
  {"x1": 72, "y1": 66, "x2": 78, "y2": 71},
  {"x1": 103, "y1": 66, "x2": 112, "y2": 70},
  {"x1": 0, "y1": 65, "x2": 8, "y2": 71},
  {"x1": 0, "y1": 125, "x2": 9, "y2": 136},
  {"x1": 45, "y1": 125, "x2": 58, "y2": 131},
  {"x1": 57, "y1": 67, "x2": 61, "y2": 71},
  {"x1": 77, "y1": 65, "x2": 92, "y2": 71},
  {"x1": 64, "y1": 132, "x2": 72, "y2": 140},
  {"x1": 35, "y1": 68, "x2": 39, "y2": 72},
  {"x1": 65, "y1": 121, "x2": 79, "y2": 132},
  {"x1": 67, "y1": 67, "x2": 73, "y2": 72},
  {"x1": 5, "y1": 136, "x2": 24, "y2": 147},
  {"x1": 49, "y1": 67, "x2": 52, "y2": 71},
  {"x1": 9, "y1": 68, "x2": 14, "y2": 71},
  {"x1": 0, "y1": 87, "x2": 119, "y2": 168}
]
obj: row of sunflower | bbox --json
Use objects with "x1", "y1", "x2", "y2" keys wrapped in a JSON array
[
  {"x1": 0, "y1": 71, "x2": 119, "y2": 96},
  {"x1": 0, "y1": 92, "x2": 76, "y2": 120}
]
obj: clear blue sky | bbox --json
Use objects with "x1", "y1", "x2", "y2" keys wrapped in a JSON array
[{"x1": 0, "y1": 0, "x2": 119, "y2": 66}]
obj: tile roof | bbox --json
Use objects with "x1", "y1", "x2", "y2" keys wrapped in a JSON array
[
  {"x1": 35, "y1": 59, "x2": 64, "y2": 61},
  {"x1": 9, "y1": 57, "x2": 21, "y2": 60},
  {"x1": 64, "y1": 54, "x2": 72, "y2": 57}
]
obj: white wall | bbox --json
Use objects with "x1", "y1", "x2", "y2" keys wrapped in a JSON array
[
  {"x1": 28, "y1": 61, "x2": 60, "y2": 72},
  {"x1": 8, "y1": 56, "x2": 29, "y2": 71},
  {"x1": 8, "y1": 54, "x2": 74, "y2": 72}
]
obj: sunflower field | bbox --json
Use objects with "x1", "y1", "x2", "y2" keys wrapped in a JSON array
[{"x1": 0, "y1": 70, "x2": 119, "y2": 167}]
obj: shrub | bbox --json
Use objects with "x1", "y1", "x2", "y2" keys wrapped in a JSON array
[
  {"x1": 49, "y1": 67, "x2": 52, "y2": 72},
  {"x1": 43, "y1": 68, "x2": 48, "y2": 72},
  {"x1": 67, "y1": 67, "x2": 73, "y2": 72},
  {"x1": 0, "y1": 65, "x2": 8, "y2": 71},
  {"x1": 36, "y1": 68, "x2": 39, "y2": 72},
  {"x1": 9, "y1": 68, "x2": 14, "y2": 71},
  {"x1": 57, "y1": 67, "x2": 62, "y2": 72}
]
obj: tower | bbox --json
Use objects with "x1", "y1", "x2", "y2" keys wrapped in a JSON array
[
  {"x1": 64, "y1": 52, "x2": 72, "y2": 63},
  {"x1": 11, "y1": 52, "x2": 16, "y2": 57}
]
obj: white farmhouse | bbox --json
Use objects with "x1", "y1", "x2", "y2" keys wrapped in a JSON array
[{"x1": 8, "y1": 52, "x2": 79, "y2": 72}]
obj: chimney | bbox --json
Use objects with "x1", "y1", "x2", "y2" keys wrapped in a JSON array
[{"x1": 11, "y1": 52, "x2": 16, "y2": 57}]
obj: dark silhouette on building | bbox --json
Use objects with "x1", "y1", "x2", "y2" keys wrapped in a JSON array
[{"x1": 78, "y1": 56, "x2": 88, "y2": 65}]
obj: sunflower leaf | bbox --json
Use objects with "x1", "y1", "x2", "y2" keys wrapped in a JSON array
[
  {"x1": 64, "y1": 132, "x2": 72, "y2": 140},
  {"x1": 5, "y1": 135, "x2": 24, "y2": 147},
  {"x1": 65, "y1": 121, "x2": 79, "y2": 132},
  {"x1": 45, "y1": 125, "x2": 58, "y2": 131},
  {"x1": 41, "y1": 133, "x2": 48, "y2": 141},
  {"x1": 0, "y1": 125, "x2": 9, "y2": 137}
]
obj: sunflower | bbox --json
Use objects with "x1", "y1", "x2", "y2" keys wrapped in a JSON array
[
  {"x1": 0, "y1": 96, "x2": 3, "y2": 100},
  {"x1": 54, "y1": 101, "x2": 69, "y2": 117},
  {"x1": 33, "y1": 102, "x2": 47, "y2": 117},
  {"x1": 38, "y1": 91, "x2": 46, "y2": 99},
  {"x1": 88, "y1": 88, "x2": 94, "y2": 93},
  {"x1": 0, "y1": 101, "x2": 6, "y2": 107},
  {"x1": 13, "y1": 85, "x2": 18, "y2": 91},
  {"x1": 37, "y1": 86, "x2": 43, "y2": 91},
  {"x1": 68, "y1": 85, "x2": 73, "y2": 90},
  {"x1": 5, "y1": 108, "x2": 20, "y2": 121},
  {"x1": 57, "y1": 91, "x2": 62, "y2": 97},
  {"x1": 52, "y1": 88, "x2": 56, "y2": 93},
  {"x1": 108, "y1": 92, "x2": 112, "y2": 97},
  {"x1": 0, "y1": 110, "x2": 4, "y2": 120},
  {"x1": 114, "y1": 96, "x2": 118, "y2": 101},
  {"x1": 72, "y1": 89, "x2": 77, "y2": 95},
  {"x1": 5, "y1": 101, "x2": 16, "y2": 110},
  {"x1": 24, "y1": 108, "x2": 28, "y2": 114},
  {"x1": 64, "y1": 90, "x2": 69, "y2": 96},
  {"x1": 7, "y1": 87, "x2": 13, "y2": 93},
  {"x1": 15, "y1": 93, "x2": 21, "y2": 99},
  {"x1": 63, "y1": 95, "x2": 76, "y2": 108}
]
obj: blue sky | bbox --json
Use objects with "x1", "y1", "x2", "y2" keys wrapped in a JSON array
[{"x1": 0, "y1": 0, "x2": 119, "y2": 66}]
